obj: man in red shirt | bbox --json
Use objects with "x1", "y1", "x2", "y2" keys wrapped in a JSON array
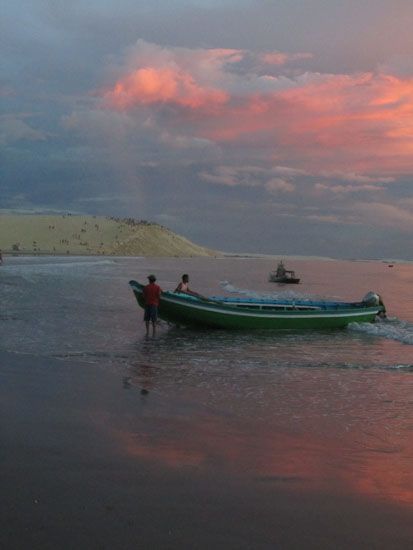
[{"x1": 143, "y1": 274, "x2": 162, "y2": 335}]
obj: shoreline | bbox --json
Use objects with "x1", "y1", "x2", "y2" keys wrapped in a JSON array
[{"x1": 1, "y1": 251, "x2": 410, "y2": 264}]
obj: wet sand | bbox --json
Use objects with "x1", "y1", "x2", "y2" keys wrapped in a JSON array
[{"x1": 1, "y1": 351, "x2": 412, "y2": 549}]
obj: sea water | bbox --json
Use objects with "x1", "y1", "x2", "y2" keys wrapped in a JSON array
[
  {"x1": 1, "y1": 255, "x2": 413, "y2": 513},
  {"x1": 1, "y1": 255, "x2": 413, "y2": 364}
]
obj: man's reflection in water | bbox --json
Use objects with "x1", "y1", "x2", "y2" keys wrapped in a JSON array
[{"x1": 123, "y1": 362, "x2": 155, "y2": 395}]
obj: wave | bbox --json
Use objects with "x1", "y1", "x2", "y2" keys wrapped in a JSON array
[
  {"x1": 35, "y1": 259, "x2": 117, "y2": 269},
  {"x1": 1, "y1": 258, "x2": 117, "y2": 273},
  {"x1": 348, "y1": 317, "x2": 413, "y2": 345}
]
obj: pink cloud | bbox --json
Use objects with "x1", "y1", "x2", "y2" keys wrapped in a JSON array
[
  {"x1": 100, "y1": 41, "x2": 413, "y2": 178},
  {"x1": 198, "y1": 71, "x2": 413, "y2": 175},
  {"x1": 103, "y1": 66, "x2": 229, "y2": 110},
  {"x1": 102, "y1": 41, "x2": 241, "y2": 111}
]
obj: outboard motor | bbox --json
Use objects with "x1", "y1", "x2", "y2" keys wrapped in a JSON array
[
  {"x1": 362, "y1": 291, "x2": 380, "y2": 306},
  {"x1": 362, "y1": 291, "x2": 387, "y2": 318}
]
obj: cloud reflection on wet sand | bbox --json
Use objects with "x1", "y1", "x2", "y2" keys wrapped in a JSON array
[{"x1": 109, "y1": 379, "x2": 413, "y2": 507}]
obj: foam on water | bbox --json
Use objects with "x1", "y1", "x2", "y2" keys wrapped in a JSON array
[
  {"x1": 1, "y1": 257, "x2": 116, "y2": 272},
  {"x1": 348, "y1": 317, "x2": 413, "y2": 345}
]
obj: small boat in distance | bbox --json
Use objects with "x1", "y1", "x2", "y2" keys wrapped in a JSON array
[
  {"x1": 129, "y1": 281, "x2": 385, "y2": 330},
  {"x1": 269, "y1": 260, "x2": 300, "y2": 284}
]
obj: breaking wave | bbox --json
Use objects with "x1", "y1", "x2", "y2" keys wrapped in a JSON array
[{"x1": 348, "y1": 317, "x2": 413, "y2": 345}]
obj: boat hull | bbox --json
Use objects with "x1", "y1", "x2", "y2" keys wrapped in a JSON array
[
  {"x1": 129, "y1": 281, "x2": 381, "y2": 330},
  {"x1": 269, "y1": 276, "x2": 300, "y2": 284}
]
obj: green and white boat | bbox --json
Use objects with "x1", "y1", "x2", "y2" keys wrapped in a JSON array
[{"x1": 129, "y1": 281, "x2": 385, "y2": 330}]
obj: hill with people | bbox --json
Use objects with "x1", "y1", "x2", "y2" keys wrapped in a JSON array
[{"x1": 0, "y1": 214, "x2": 218, "y2": 257}]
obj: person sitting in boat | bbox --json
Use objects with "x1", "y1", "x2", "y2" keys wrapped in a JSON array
[{"x1": 175, "y1": 274, "x2": 202, "y2": 297}]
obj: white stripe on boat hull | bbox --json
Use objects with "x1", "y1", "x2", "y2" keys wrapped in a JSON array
[{"x1": 161, "y1": 295, "x2": 378, "y2": 320}]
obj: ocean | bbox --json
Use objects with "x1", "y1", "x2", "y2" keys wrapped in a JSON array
[
  {"x1": 1, "y1": 255, "x2": 412, "y2": 548},
  {"x1": 2, "y1": 254, "x2": 413, "y2": 362}
]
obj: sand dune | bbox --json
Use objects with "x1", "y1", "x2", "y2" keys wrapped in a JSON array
[{"x1": 0, "y1": 215, "x2": 218, "y2": 257}]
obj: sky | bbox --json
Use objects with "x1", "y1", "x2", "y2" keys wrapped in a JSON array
[{"x1": 2, "y1": 0, "x2": 413, "y2": 259}]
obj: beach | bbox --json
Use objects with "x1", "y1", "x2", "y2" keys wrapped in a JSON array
[
  {"x1": 1, "y1": 350, "x2": 412, "y2": 549},
  {"x1": 1, "y1": 256, "x2": 413, "y2": 548}
]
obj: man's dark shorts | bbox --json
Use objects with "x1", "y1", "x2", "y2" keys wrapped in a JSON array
[{"x1": 144, "y1": 305, "x2": 158, "y2": 323}]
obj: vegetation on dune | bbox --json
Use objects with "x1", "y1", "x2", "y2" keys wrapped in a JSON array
[{"x1": 0, "y1": 215, "x2": 217, "y2": 257}]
